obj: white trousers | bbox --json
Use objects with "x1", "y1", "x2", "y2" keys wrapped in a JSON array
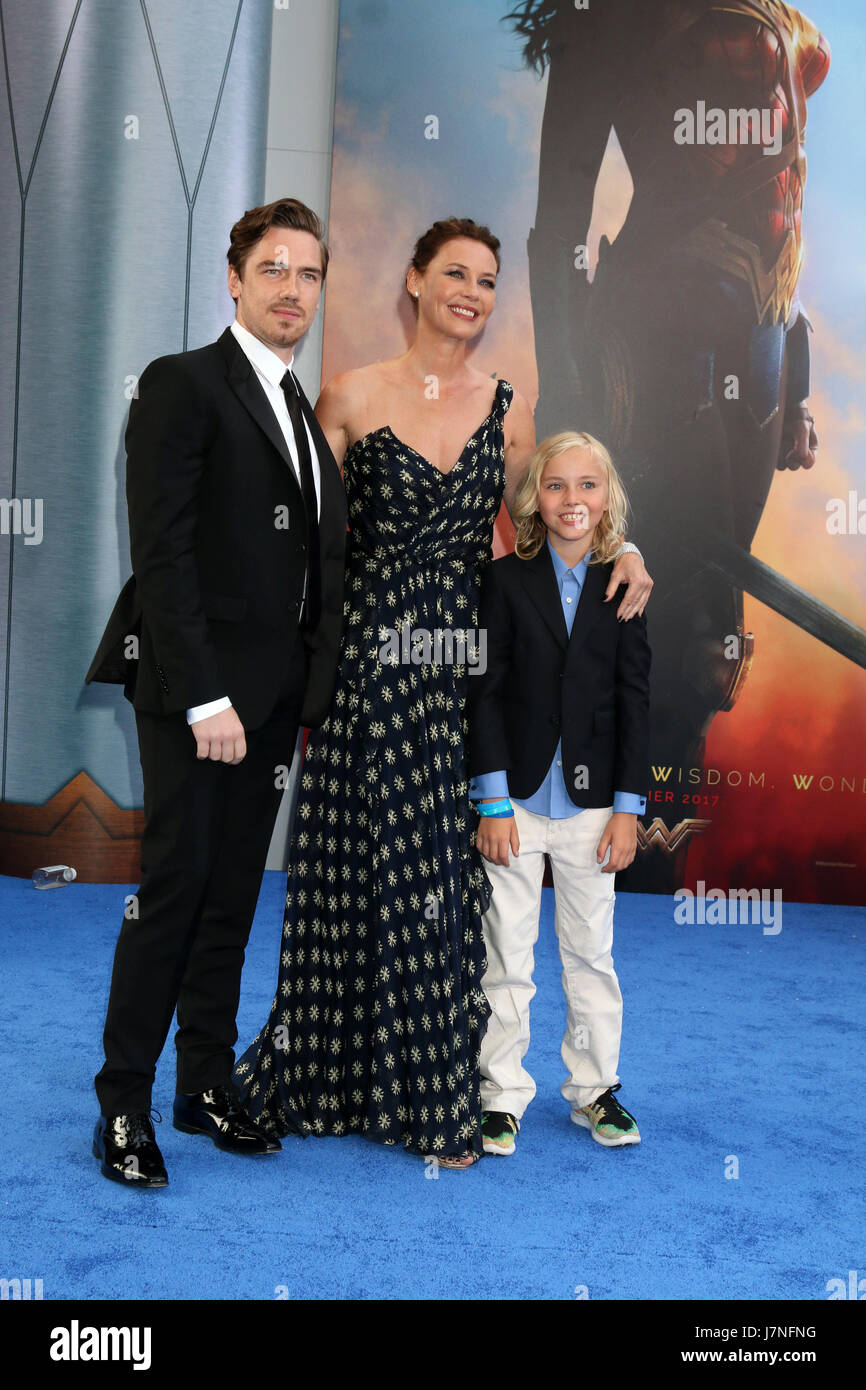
[{"x1": 479, "y1": 802, "x2": 623, "y2": 1117}]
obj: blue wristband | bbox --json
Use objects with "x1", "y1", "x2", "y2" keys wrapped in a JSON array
[{"x1": 477, "y1": 798, "x2": 513, "y2": 818}]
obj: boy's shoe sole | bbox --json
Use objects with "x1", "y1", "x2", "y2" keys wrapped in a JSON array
[{"x1": 482, "y1": 1134, "x2": 516, "y2": 1156}]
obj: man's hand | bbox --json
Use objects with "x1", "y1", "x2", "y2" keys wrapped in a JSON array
[
  {"x1": 778, "y1": 403, "x2": 818, "y2": 470},
  {"x1": 606, "y1": 551, "x2": 653, "y2": 620},
  {"x1": 596, "y1": 812, "x2": 637, "y2": 874},
  {"x1": 476, "y1": 809, "x2": 520, "y2": 866},
  {"x1": 190, "y1": 706, "x2": 246, "y2": 764}
]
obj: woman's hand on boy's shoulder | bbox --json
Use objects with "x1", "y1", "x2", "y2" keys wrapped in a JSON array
[{"x1": 605, "y1": 551, "x2": 653, "y2": 620}]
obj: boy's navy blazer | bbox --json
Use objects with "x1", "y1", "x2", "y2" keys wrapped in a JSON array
[{"x1": 467, "y1": 546, "x2": 651, "y2": 808}]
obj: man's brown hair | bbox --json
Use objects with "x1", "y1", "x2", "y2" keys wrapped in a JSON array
[{"x1": 227, "y1": 198, "x2": 329, "y2": 293}]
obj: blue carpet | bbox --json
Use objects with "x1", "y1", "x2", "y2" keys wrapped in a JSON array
[{"x1": 0, "y1": 872, "x2": 863, "y2": 1301}]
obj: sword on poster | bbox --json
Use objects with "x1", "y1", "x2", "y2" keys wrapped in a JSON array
[{"x1": 684, "y1": 531, "x2": 866, "y2": 671}]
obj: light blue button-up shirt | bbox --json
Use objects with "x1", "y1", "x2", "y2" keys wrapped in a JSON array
[{"x1": 469, "y1": 539, "x2": 646, "y2": 819}]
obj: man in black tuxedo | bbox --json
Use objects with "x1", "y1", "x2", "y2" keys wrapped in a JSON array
[{"x1": 86, "y1": 198, "x2": 347, "y2": 1187}]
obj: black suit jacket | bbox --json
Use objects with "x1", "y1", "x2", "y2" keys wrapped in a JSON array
[
  {"x1": 86, "y1": 327, "x2": 347, "y2": 730},
  {"x1": 467, "y1": 547, "x2": 650, "y2": 807}
]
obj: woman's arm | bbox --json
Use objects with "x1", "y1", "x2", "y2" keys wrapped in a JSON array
[
  {"x1": 502, "y1": 389, "x2": 536, "y2": 518},
  {"x1": 314, "y1": 371, "x2": 363, "y2": 472}
]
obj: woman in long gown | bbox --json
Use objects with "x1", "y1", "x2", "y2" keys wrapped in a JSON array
[{"x1": 234, "y1": 218, "x2": 650, "y2": 1165}]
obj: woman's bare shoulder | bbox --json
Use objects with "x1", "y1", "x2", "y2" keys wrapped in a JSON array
[
  {"x1": 471, "y1": 369, "x2": 530, "y2": 414},
  {"x1": 498, "y1": 379, "x2": 530, "y2": 412},
  {"x1": 320, "y1": 360, "x2": 404, "y2": 408},
  {"x1": 318, "y1": 365, "x2": 367, "y2": 407}
]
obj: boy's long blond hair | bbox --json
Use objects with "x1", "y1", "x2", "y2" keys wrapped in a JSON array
[{"x1": 513, "y1": 431, "x2": 628, "y2": 564}]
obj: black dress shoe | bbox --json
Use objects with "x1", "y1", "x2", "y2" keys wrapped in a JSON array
[
  {"x1": 173, "y1": 1085, "x2": 281, "y2": 1154},
  {"x1": 93, "y1": 1112, "x2": 168, "y2": 1188}
]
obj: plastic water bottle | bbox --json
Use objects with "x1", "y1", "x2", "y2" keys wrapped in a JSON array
[{"x1": 32, "y1": 866, "x2": 77, "y2": 889}]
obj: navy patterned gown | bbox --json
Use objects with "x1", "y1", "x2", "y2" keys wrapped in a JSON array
[{"x1": 234, "y1": 380, "x2": 513, "y2": 1159}]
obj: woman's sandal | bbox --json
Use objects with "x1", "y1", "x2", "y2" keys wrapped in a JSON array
[{"x1": 433, "y1": 1151, "x2": 482, "y2": 1170}]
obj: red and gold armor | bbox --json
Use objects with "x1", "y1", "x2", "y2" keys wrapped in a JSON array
[{"x1": 679, "y1": 1, "x2": 830, "y2": 323}]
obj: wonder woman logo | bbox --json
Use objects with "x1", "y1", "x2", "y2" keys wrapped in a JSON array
[{"x1": 637, "y1": 818, "x2": 712, "y2": 853}]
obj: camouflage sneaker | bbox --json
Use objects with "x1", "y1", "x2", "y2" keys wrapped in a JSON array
[
  {"x1": 571, "y1": 1084, "x2": 640, "y2": 1147},
  {"x1": 481, "y1": 1111, "x2": 519, "y2": 1155}
]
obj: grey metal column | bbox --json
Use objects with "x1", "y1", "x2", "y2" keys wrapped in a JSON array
[
  {"x1": 0, "y1": 0, "x2": 272, "y2": 876},
  {"x1": 262, "y1": 0, "x2": 340, "y2": 870}
]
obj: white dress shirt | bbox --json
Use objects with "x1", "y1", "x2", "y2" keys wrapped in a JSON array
[{"x1": 186, "y1": 319, "x2": 322, "y2": 725}]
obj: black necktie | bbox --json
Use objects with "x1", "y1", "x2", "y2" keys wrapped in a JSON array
[{"x1": 280, "y1": 370, "x2": 321, "y2": 631}]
